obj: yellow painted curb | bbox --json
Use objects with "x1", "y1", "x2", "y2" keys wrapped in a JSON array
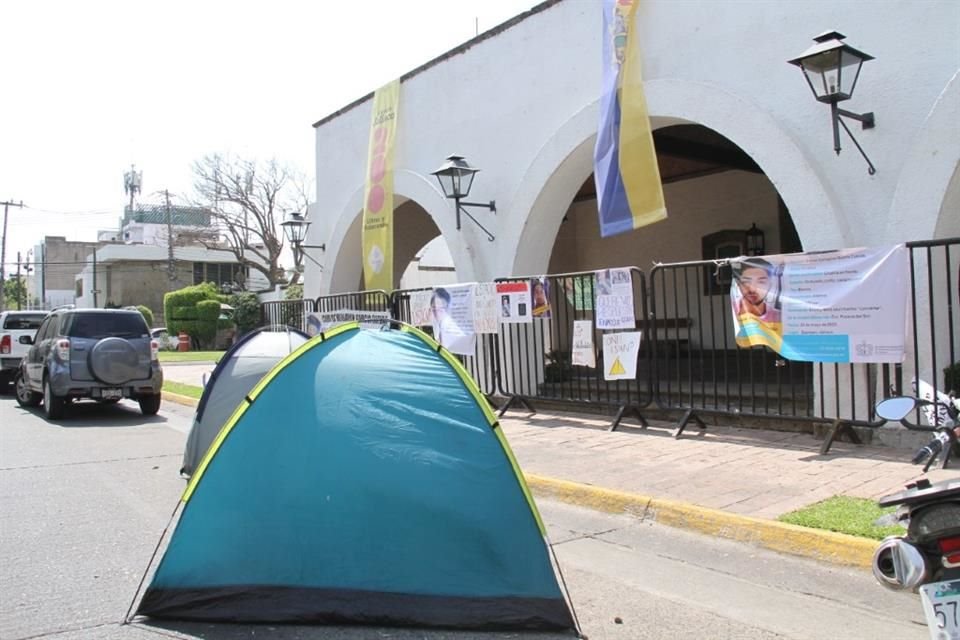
[
  {"x1": 162, "y1": 391, "x2": 200, "y2": 407},
  {"x1": 525, "y1": 473, "x2": 876, "y2": 569}
]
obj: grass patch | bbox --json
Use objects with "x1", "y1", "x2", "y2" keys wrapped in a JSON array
[
  {"x1": 778, "y1": 496, "x2": 903, "y2": 540},
  {"x1": 162, "y1": 380, "x2": 203, "y2": 399},
  {"x1": 159, "y1": 351, "x2": 224, "y2": 363}
]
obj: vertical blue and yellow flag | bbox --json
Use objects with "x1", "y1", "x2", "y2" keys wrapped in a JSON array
[
  {"x1": 594, "y1": 0, "x2": 666, "y2": 238},
  {"x1": 362, "y1": 79, "x2": 400, "y2": 291}
]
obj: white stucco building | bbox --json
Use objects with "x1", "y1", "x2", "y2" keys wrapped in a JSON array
[{"x1": 305, "y1": 0, "x2": 958, "y2": 294}]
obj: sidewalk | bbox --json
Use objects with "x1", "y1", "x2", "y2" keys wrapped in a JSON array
[{"x1": 160, "y1": 360, "x2": 956, "y2": 568}]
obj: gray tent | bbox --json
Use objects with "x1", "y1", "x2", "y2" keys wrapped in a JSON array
[{"x1": 181, "y1": 327, "x2": 309, "y2": 476}]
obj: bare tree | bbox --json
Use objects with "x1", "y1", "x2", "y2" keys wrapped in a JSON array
[{"x1": 192, "y1": 154, "x2": 309, "y2": 289}]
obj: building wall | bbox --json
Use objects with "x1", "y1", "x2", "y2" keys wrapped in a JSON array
[
  {"x1": 35, "y1": 236, "x2": 111, "y2": 308},
  {"x1": 308, "y1": 0, "x2": 959, "y2": 296}
]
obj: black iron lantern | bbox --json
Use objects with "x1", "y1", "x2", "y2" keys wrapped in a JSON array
[
  {"x1": 788, "y1": 31, "x2": 877, "y2": 174},
  {"x1": 746, "y1": 223, "x2": 765, "y2": 256},
  {"x1": 281, "y1": 211, "x2": 325, "y2": 270},
  {"x1": 788, "y1": 31, "x2": 873, "y2": 104},
  {"x1": 429, "y1": 154, "x2": 496, "y2": 241}
]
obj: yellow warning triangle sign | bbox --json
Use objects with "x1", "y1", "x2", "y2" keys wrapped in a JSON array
[{"x1": 608, "y1": 357, "x2": 626, "y2": 376}]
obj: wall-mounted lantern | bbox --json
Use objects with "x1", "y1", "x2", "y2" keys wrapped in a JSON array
[
  {"x1": 746, "y1": 223, "x2": 765, "y2": 256},
  {"x1": 430, "y1": 154, "x2": 497, "y2": 242},
  {"x1": 788, "y1": 31, "x2": 877, "y2": 174},
  {"x1": 281, "y1": 211, "x2": 325, "y2": 271}
]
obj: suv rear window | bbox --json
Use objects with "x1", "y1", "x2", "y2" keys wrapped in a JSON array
[
  {"x1": 61, "y1": 312, "x2": 149, "y2": 339},
  {"x1": 2, "y1": 313, "x2": 47, "y2": 330}
]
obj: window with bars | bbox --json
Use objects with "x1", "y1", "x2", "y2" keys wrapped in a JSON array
[{"x1": 192, "y1": 262, "x2": 246, "y2": 288}]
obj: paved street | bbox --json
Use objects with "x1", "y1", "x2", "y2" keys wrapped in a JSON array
[{"x1": 0, "y1": 392, "x2": 929, "y2": 639}]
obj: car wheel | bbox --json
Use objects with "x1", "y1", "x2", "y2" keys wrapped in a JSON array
[
  {"x1": 138, "y1": 393, "x2": 161, "y2": 416},
  {"x1": 15, "y1": 371, "x2": 42, "y2": 407},
  {"x1": 43, "y1": 377, "x2": 67, "y2": 420}
]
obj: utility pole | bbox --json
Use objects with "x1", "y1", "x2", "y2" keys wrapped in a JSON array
[
  {"x1": 92, "y1": 248, "x2": 99, "y2": 308},
  {"x1": 0, "y1": 199, "x2": 25, "y2": 313},
  {"x1": 165, "y1": 190, "x2": 176, "y2": 282},
  {"x1": 15, "y1": 251, "x2": 21, "y2": 310},
  {"x1": 40, "y1": 244, "x2": 46, "y2": 308}
]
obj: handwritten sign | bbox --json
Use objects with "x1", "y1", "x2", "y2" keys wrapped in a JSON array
[
  {"x1": 602, "y1": 331, "x2": 642, "y2": 381},
  {"x1": 595, "y1": 268, "x2": 635, "y2": 329},
  {"x1": 572, "y1": 320, "x2": 596, "y2": 368}
]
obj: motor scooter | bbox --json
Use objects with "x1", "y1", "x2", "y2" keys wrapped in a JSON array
[{"x1": 872, "y1": 387, "x2": 960, "y2": 640}]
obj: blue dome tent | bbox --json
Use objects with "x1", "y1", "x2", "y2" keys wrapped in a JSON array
[{"x1": 134, "y1": 322, "x2": 578, "y2": 632}]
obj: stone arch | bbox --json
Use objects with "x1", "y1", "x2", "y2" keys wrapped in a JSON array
[
  {"x1": 888, "y1": 70, "x2": 960, "y2": 241},
  {"x1": 322, "y1": 169, "x2": 477, "y2": 295},
  {"x1": 507, "y1": 79, "x2": 844, "y2": 275}
]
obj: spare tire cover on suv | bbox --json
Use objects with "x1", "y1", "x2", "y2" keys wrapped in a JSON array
[{"x1": 89, "y1": 337, "x2": 146, "y2": 385}]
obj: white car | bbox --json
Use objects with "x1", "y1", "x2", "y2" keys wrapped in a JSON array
[
  {"x1": 151, "y1": 327, "x2": 179, "y2": 351},
  {"x1": 1, "y1": 310, "x2": 48, "y2": 386}
]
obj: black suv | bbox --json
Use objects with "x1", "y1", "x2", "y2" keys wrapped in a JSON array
[{"x1": 15, "y1": 308, "x2": 164, "y2": 419}]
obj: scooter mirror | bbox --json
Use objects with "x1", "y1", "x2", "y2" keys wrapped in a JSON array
[{"x1": 876, "y1": 397, "x2": 917, "y2": 421}]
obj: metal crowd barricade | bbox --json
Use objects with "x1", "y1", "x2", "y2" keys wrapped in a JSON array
[
  {"x1": 648, "y1": 259, "x2": 816, "y2": 437},
  {"x1": 391, "y1": 287, "x2": 499, "y2": 399},
  {"x1": 314, "y1": 290, "x2": 392, "y2": 316},
  {"x1": 259, "y1": 298, "x2": 317, "y2": 333},
  {"x1": 494, "y1": 268, "x2": 653, "y2": 429}
]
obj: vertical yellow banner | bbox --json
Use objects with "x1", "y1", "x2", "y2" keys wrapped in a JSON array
[
  {"x1": 362, "y1": 79, "x2": 400, "y2": 291},
  {"x1": 618, "y1": 0, "x2": 667, "y2": 230}
]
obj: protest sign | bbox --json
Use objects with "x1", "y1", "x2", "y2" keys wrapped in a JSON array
[
  {"x1": 602, "y1": 331, "x2": 641, "y2": 380},
  {"x1": 595, "y1": 268, "x2": 635, "y2": 329},
  {"x1": 730, "y1": 245, "x2": 908, "y2": 362},
  {"x1": 409, "y1": 290, "x2": 433, "y2": 327},
  {"x1": 472, "y1": 283, "x2": 499, "y2": 334},
  {"x1": 496, "y1": 281, "x2": 532, "y2": 324},
  {"x1": 530, "y1": 277, "x2": 552, "y2": 319},
  {"x1": 306, "y1": 310, "x2": 391, "y2": 335},
  {"x1": 431, "y1": 284, "x2": 477, "y2": 356},
  {"x1": 572, "y1": 320, "x2": 596, "y2": 368}
]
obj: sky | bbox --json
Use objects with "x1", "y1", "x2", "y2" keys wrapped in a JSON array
[{"x1": 0, "y1": 0, "x2": 539, "y2": 274}]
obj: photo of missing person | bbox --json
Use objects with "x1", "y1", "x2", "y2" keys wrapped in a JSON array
[
  {"x1": 730, "y1": 258, "x2": 784, "y2": 348},
  {"x1": 531, "y1": 278, "x2": 551, "y2": 318}
]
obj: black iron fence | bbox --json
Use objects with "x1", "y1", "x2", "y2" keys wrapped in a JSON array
[{"x1": 259, "y1": 237, "x2": 959, "y2": 440}]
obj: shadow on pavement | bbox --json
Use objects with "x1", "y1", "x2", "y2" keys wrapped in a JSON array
[{"x1": 135, "y1": 619, "x2": 573, "y2": 639}]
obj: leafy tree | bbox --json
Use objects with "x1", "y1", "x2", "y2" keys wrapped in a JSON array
[
  {"x1": 192, "y1": 154, "x2": 310, "y2": 289},
  {"x1": 3, "y1": 276, "x2": 28, "y2": 309},
  {"x1": 228, "y1": 291, "x2": 261, "y2": 337},
  {"x1": 137, "y1": 305, "x2": 155, "y2": 328},
  {"x1": 284, "y1": 283, "x2": 304, "y2": 300}
]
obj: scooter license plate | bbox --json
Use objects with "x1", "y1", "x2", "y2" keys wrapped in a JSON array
[
  {"x1": 920, "y1": 579, "x2": 960, "y2": 640},
  {"x1": 101, "y1": 388, "x2": 123, "y2": 400}
]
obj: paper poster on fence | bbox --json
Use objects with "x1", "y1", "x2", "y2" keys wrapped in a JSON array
[
  {"x1": 595, "y1": 268, "x2": 635, "y2": 329},
  {"x1": 409, "y1": 290, "x2": 433, "y2": 327},
  {"x1": 306, "y1": 310, "x2": 391, "y2": 335},
  {"x1": 730, "y1": 244, "x2": 908, "y2": 363},
  {"x1": 472, "y1": 283, "x2": 499, "y2": 334},
  {"x1": 603, "y1": 331, "x2": 641, "y2": 380},
  {"x1": 530, "y1": 277, "x2": 552, "y2": 319},
  {"x1": 572, "y1": 320, "x2": 596, "y2": 368},
  {"x1": 563, "y1": 276, "x2": 595, "y2": 311},
  {"x1": 430, "y1": 285, "x2": 477, "y2": 355},
  {"x1": 496, "y1": 281, "x2": 532, "y2": 324}
]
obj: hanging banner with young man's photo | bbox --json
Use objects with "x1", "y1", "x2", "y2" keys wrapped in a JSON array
[
  {"x1": 730, "y1": 245, "x2": 909, "y2": 363},
  {"x1": 429, "y1": 284, "x2": 477, "y2": 356},
  {"x1": 361, "y1": 78, "x2": 400, "y2": 292},
  {"x1": 496, "y1": 281, "x2": 532, "y2": 323}
]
